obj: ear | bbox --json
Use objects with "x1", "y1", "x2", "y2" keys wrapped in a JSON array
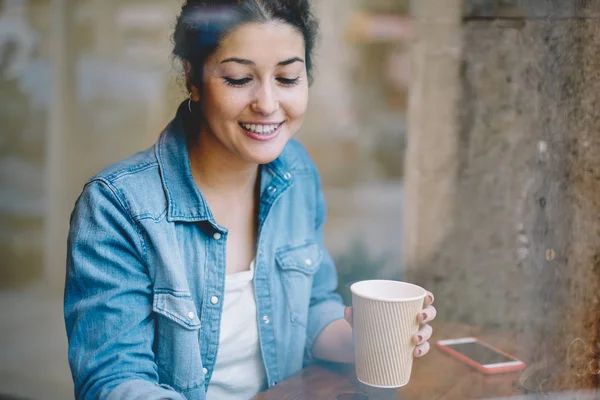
[{"x1": 183, "y1": 60, "x2": 200, "y2": 101}]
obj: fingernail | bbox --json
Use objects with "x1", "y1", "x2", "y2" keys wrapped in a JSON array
[
  {"x1": 421, "y1": 312, "x2": 427, "y2": 321},
  {"x1": 417, "y1": 349, "x2": 422, "y2": 356},
  {"x1": 427, "y1": 294, "x2": 434, "y2": 302},
  {"x1": 417, "y1": 335, "x2": 423, "y2": 344}
]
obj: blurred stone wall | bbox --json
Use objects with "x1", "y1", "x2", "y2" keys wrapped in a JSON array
[{"x1": 404, "y1": 0, "x2": 600, "y2": 392}]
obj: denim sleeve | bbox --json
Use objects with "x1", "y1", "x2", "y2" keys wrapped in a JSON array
[
  {"x1": 64, "y1": 179, "x2": 184, "y2": 400},
  {"x1": 304, "y1": 168, "x2": 346, "y2": 365}
]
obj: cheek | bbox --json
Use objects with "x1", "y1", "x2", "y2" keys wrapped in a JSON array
[
  {"x1": 282, "y1": 87, "x2": 308, "y2": 121},
  {"x1": 202, "y1": 84, "x2": 249, "y2": 121},
  {"x1": 217, "y1": 96, "x2": 248, "y2": 121}
]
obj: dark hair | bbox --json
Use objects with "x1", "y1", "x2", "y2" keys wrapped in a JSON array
[{"x1": 173, "y1": 0, "x2": 319, "y2": 90}]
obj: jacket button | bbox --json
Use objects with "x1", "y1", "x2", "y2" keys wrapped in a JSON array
[
  {"x1": 305, "y1": 258, "x2": 312, "y2": 266},
  {"x1": 267, "y1": 186, "x2": 277, "y2": 194},
  {"x1": 202, "y1": 368, "x2": 208, "y2": 375},
  {"x1": 210, "y1": 296, "x2": 219, "y2": 305},
  {"x1": 213, "y1": 232, "x2": 222, "y2": 240},
  {"x1": 283, "y1": 172, "x2": 292, "y2": 180},
  {"x1": 262, "y1": 315, "x2": 270, "y2": 324},
  {"x1": 187, "y1": 311, "x2": 195, "y2": 320}
]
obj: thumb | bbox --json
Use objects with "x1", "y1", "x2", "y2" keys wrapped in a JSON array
[{"x1": 344, "y1": 306, "x2": 354, "y2": 328}]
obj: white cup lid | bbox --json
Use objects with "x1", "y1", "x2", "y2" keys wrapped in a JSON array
[{"x1": 350, "y1": 280, "x2": 426, "y2": 302}]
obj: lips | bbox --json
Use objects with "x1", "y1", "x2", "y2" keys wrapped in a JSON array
[
  {"x1": 239, "y1": 122, "x2": 284, "y2": 135},
  {"x1": 239, "y1": 121, "x2": 284, "y2": 142}
]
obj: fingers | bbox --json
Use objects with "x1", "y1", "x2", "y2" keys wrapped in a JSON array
[
  {"x1": 417, "y1": 305, "x2": 437, "y2": 324},
  {"x1": 424, "y1": 291, "x2": 434, "y2": 306},
  {"x1": 412, "y1": 324, "x2": 433, "y2": 345},
  {"x1": 414, "y1": 341, "x2": 431, "y2": 358},
  {"x1": 344, "y1": 306, "x2": 353, "y2": 327}
]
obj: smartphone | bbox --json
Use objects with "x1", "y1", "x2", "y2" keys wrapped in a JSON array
[{"x1": 436, "y1": 337, "x2": 526, "y2": 374}]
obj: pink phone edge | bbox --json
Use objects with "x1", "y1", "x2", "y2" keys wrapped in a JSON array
[{"x1": 435, "y1": 337, "x2": 526, "y2": 375}]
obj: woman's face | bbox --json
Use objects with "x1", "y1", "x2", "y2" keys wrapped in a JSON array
[{"x1": 197, "y1": 21, "x2": 309, "y2": 165}]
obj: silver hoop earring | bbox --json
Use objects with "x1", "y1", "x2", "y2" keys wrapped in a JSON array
[{"x1": 188, "y1": 92, "x2": 193, "y2": 113}]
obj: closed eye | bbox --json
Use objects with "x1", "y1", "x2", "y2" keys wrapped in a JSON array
[
  {"x1": 277, "y1": 77, "x2": 300, "y2": 86},
  {"x1": 224, "y1": 77, "x2": 252, "y2": 87}
]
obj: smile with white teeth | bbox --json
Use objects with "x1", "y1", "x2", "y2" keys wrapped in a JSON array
[{"x1": 240, "y1": 122, "x2": 282, "y2": 134}]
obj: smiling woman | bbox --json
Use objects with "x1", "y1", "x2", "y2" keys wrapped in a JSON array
[
  {"x1": 63, "y1": 1, "x2": 435, "y2": 400},
  {"x1": 188, "y1": 22, "x2": 309, "y2": 166}
]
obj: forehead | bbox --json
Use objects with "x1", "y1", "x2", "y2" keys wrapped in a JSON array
[{"x1": 214, "y1": 21, "x2": 305, "y2": 62}]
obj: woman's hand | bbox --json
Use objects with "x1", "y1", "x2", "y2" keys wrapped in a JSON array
[{"x1": 344, "y1": 291, "x2": 436, "y2": 358}]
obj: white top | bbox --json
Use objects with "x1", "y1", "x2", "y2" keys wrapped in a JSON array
[{"x1": 206, "y1": 262, "x2": 267, "y2": 400}]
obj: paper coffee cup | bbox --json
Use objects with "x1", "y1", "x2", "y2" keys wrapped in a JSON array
[{"x1": 350, "y1": 280, "x2": 426, "y2": 388}]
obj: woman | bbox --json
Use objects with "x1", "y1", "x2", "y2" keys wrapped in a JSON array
[{"x1": 64, "y1": 1, "x2": 436, "y2": 399}]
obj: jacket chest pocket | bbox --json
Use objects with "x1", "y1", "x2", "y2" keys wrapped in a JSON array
[
  {"x1": 153, "y1": 292, "x2": 204, "y2": 392},
  {"x1": 276, "y1": 241, "x2": 322, "y2": 326}
]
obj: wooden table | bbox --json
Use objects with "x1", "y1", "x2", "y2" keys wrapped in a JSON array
[{"x1": 252, "y1": 323, "x2": 525, "y2": 400}]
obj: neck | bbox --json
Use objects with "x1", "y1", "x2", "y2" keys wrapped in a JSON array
[{"x1": 187, "y1": 130, "x2": 259, "y2": 198}]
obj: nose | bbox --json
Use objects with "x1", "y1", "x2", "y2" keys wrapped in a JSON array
[{"x1": 252, "y1": 81, "x2": 279, "y2": 116}]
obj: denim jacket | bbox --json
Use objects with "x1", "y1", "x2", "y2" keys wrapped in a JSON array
[{"x1": 64, "y1": 108, "x2": 346, "y2": 400}]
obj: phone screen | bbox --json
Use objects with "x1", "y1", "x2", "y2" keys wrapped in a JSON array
[{"x1": 444, "y1": 341, "x2": 516, "y2": 365}]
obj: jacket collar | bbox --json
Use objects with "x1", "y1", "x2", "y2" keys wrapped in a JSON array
[{"x1": 156, "y1": 105, "x2": 297, "y2": 223}]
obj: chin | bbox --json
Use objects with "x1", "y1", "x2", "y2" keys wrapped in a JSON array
[
  {"x1": 244, "y1": 137, "x2": 289, "y2": 164},
  {"x1": 244, "y1": 142, "x2": 288, "y2": 165},
  {"x1": 248, "y1": 151, "x2": 282, "y2": 165}
]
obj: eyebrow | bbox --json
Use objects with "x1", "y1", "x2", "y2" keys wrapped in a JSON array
[{"x1": 220, "y1": 57, "x2": 305, "y2": 66}]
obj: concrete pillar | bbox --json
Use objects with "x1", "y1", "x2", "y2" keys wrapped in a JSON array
[
  {"x1": 403, "y1": 0, "x2": 463, "y2": 277},
  {"x1": 404, "y1": 0, "x2": 600, "y2": 392},
  {"x1": 45, "y1": 0, "x2": 77, "y2": 295}
]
